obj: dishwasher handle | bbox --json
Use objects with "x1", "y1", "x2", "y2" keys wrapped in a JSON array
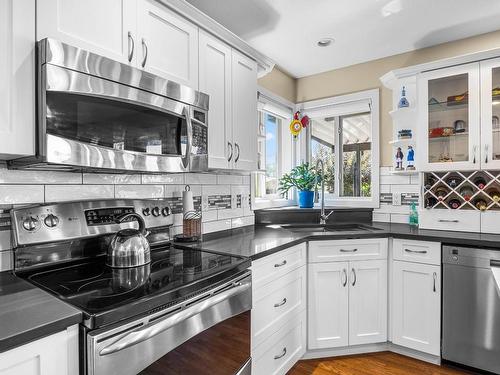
[{"x1": 99, "y1": 279, "x2": 251, "y2": 356}]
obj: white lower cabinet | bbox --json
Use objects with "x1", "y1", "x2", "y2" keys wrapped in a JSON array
[
  {"x1": 0, "y1": 325, "x2": 79, "y2": 375},
  {"x1": 391, "y1": 260, "x2": 441, "y2": 355},
  {"x1": 308, "y1": 239, "x2": 388, "y2": 350}
]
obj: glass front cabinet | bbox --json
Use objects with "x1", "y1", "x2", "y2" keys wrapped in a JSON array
[{"x1": 418, "y1": 60, "x2": 500, "y2": 171}]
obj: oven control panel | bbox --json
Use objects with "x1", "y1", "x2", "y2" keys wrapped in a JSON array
[{"x1": 12, "y1": 199, "x2": 173, "y2": 246}]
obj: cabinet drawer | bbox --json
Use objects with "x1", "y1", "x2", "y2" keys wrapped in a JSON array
[
  {"x1": 419, "y1": 209, "x2": 480, "y2": 233},
  {"x1": 252, "y1": 266, "x2": 306, "y2": 348},
  {"x1": 481, "y1": 211, "x2": 500, "y2": 234},
  {"x1": 308, "y1": 238, "x2": 388, "y2": 263},
  {"x1": 252, "y1": 309, "x2": 306, "y2": 375},
  {"x1": 252, "y1": 243, "x2": 306, "y2": 288},
  {"x1": 393, "y1": 238, "x2": 441, "y2": 265}
]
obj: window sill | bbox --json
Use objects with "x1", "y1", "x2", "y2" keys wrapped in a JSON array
[{"x1": 253, "y1": 197, "x2": 296, "y2": 210}]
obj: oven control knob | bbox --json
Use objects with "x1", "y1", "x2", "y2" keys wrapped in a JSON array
[
  {"x1": 161, "y1": 207, "x2": 171, "y2": 216},
  {"x1": 22, "y1": 217, "x2": 39, "y2": 231},
  {"x1": 151, "y1": 207, "x2": 160, "y2": 217},
  {"x1": 142, "y1": 208, "x2": 151, "y2": 216},
  {"x1": 44, "y1": 214, "x2": 59, "y2": 228}
]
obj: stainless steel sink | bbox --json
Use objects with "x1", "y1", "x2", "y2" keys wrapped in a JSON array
[{"x1": 277, "y1": 223, "x2": 381, "y2": 233}]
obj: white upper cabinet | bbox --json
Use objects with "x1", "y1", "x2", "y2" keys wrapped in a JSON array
[
  {"x1": 232, "y1": 50, "x2": 258, "y2": 171},
  {"x1": 392, "y1": 260, "x2": 441, "y2": 356},
  {"x1": 0, "y1": 0, "x2": 35, "y2": 159},
  {"x1": 37, "y1": 0, "x2": 137, "y2": 65},
  {"x1": 348, "y1": 259, "x2": 387, "y2": 346},
  {"x1": 199, "y1": 30, "x2": 232, "y2": 169},
  {"x1": 137, "y1": 0, "x2": 198, "y2": 88},
  {"x1": 418, "y1": 63, "x2": 481, "y2": 171},
  {"x1": 480, "y1": 57, "x2": 500, "y2": 169}
]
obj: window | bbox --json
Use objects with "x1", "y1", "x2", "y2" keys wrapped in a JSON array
[
  {"x1": 302, "y1": 89, "x2": 380, "y2": 207},
  {"x1": 253, "y1": 88, "x2": 296, "y2": 208}
]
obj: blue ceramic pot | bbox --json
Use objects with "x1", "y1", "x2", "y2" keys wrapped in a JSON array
[{"x1": 298, "y1": 190, "x2": 314, "y2": 208}]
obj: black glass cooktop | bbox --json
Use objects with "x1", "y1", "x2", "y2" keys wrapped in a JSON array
[{"x1": 22, "y1": 246, "x2": 250, "y2": 329}]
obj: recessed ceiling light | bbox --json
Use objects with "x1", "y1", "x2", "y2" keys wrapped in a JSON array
[{"x1": 317, "y1": 38, "x2": 334, "y2": 47}]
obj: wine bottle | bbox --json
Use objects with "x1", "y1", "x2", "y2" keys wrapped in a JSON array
[
  {"x1": 490, "y1": 189, "x2": 500, "y2": 203},
  {"x1": 459, "y1": 186, "x2": 473, "y2": 201},
  {"x1": 435, "y1": 187, "x2": 448, "y2": 201},
  {"x1": 448, "y1": 199, "x2": 461, "y2": 209},
  {"x1": 446, "y1": 176, "x2": 462, "y2": 189},
  {"x1": 425, "y1": 175, "x2": 437, "y2": 190},
  {"x1": 475, "y1": 199, "x2": 488, "y2": 211},
  {"x1": 425, "y1": 197, "x2": 437, "y2": 208},
  {"x1": 474, "y1": 177, "x2": 487, "y2": 189}
]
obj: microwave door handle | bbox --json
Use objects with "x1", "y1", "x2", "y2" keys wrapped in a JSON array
[
  {"x1": 181, "y1": 106, "x2": 193, "y2": 169},
  {"x1": 99, "y1": 280, "x2": 251, "y2": 356}
]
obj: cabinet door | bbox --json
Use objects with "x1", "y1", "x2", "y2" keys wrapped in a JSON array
[
  {"x1": 0, "y1": 0, "x2": 35, "y2": 159},
  {"x1": 392, "y1": 261, "x2": 441, "y2": 355},
  {"x1": 137, "y1": 0, "x2": 198, "y2": 88},
  {"x1": 232, "y1": 50, "x2": 258, "y2": 171},
  {"x1": 418, "y1": 63, "x2": 480, "y2": 171},
  {"x1": 308, "y1": 262, "x2": 349, "y2": 349},
  {"x1": 199, "y1": 31, "x2": 232, "y2": 169},
  {"x1": 480, "y1": 57, "x2": 500, "y2": 169},
  {"x1": 349, "y1": 259, "x2": 388, "y2": 345},
  {"x1": 37, "y1": 0, "x2": 137, "y2": 65}
]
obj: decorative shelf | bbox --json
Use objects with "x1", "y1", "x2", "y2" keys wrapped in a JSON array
[
  {"x1": 389, "y1": 107, "x2": 416, "y2": 121},
  {"x1": 389, "y1": 138, "x2": 415, "y2": 146},
  {"x1": 390, "y1": 169, "x2": 419, "y2": 176},
  {"x1": 428, "y1": 131, "x2": 468, "y2": 142},
  {"x1": 428, "y1": 101, "x2": 467, "y2": 112}
]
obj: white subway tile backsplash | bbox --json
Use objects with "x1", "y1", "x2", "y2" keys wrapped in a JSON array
[
  {"x1": 391, "y1": 214, "x2": 411, "y2": 224},
  {"x1": 165, "y1": 184, "x2": 201, "y2": 198},
  {"x1": 0, "y1": 169, "x2": 82, "y2": 184},
  {"x1": 373, "y1": 213, "x2": 391, "y2": 223},
  {"x1": 231, "y1": 216, "x2": 254, "y2": 228},
  {"x1": 202, "y1": 184, "x2": 231, "y2": 196},
  {"x1": 391, "y1": 184, "x2": 420, "y2": 194},
  {"x1": 380, "y1": 184, "x2": 391, "y2": 194},
  {"x1": 0, "y1": 250, "x2": 13, "y2": 271},
  {"x1": 201, "y1": 210, "x2": 218, "y2": 222},
  {"x1": 142, "y1": 174, "x2": 185, "y2": 184},
  {"x1": 0, "y1": 185, "x2": 44, "y2": 204},
  {"x1": 115, "y1": 185, "x2": 164, "y2": 199},
  {"x1": 218, "y1": 208, "x2": 244, "y2": 220},
  {"x1": 45, "y1": 185, "x2": 114, "y2": 202},
  {"x1": 380, "y1": 174, "x2": 411, "y2": 185},
  {"x1": 83, "y1": 173, "x2": 141, "y2": 184},
  {"x1": 0, "y1": 231, "x2": 11, "y2": 251},
  {"x1": 203, "y1": 219, "x2": 231, "y2": 234},
  {"x1": 242, "y1": 175, "x2": 250, "y2": 185},
  {"x1": 217, "y1": 174, "x2": 243, "y2": 185},
  {"x1": 185, "y1": 173, "x2": 217, "y2": 185}
]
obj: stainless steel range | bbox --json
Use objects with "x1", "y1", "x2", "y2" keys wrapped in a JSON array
[{"x1": 11, "y1": 199, "x2": 251, "y2": 375}]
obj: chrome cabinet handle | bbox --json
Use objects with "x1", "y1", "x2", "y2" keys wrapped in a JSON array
[
  {"x1": 404, "y1": 248, "x2": 427, "y2": 254},
  {"x1": 274, "y1": 298, "x2": 287, "y2": 308},
  {"x1": 234, "y1": 143, "x2": 240, "y2": 163},
  {"x1": 274, "y1": 260, "x2": 287, "y2": 268},
  {"x1": 227, "y1": 142, "x2": 233, "y2": 162},
  {"x1": 127, "y1": 32, "x2": 135, "y2": 62},
  {"x1": 340, "y1": 248, "x2": 358, "y2": 253},
  {"x1": 485, "y1": 144, "x2": 489, "y2": 164},
  {"x1": 351, "y1": 268, "x2": 357, "y2": 286},
  {"x1": 433, "y1": 272, "x2": 437, "y2": 292},
  {"x1": 274, "y1": 347, "x2": 287, "y2": 360},
  {"x1": 141, "y1": 38, "x2": 148, "y2": 68},
  {"x1": 342, "y1": 268, "x2": 347, "y2": 287},
  {"x1": 438, "y1": 219, "x2": 459, "y2": 223},
  {"x1": 181, "y1": 106, "x2": 193, "y2": 169},
  {"x1": 99, "y1": 279, "x2": 251, "y2": 355},
  {"x1": 473, "y1": 145, "x2": 478, "y2": 164}
]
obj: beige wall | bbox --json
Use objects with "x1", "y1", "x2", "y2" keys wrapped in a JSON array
[
  {"x1": 296, "y1": 29, "x2": 500, "y2": 166},
  {"x1": 258, "y1": 66, "x2": 296, "y2": 103}
]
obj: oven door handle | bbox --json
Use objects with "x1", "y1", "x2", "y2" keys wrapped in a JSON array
[
  {"x1": 99, "y1": 279, "x2": 251, "y2": 356},
  {"x1": 181, "y1": 106, "x2": 193, "y2": 169}
]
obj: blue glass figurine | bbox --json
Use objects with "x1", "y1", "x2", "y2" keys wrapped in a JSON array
[
  {"x1": 407, "y1": 145, "x2": 415, "y2": 170},
  {"x1": 398, "y1": 86, "x2": 410, "y2": 108},
  {"x1": 395, "y1": 147, "x2": 404, "y2": 170}
]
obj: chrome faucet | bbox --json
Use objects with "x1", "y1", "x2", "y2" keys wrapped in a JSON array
[{"x1": 315, "y1": 159, "x2": 333, "y2": 225}]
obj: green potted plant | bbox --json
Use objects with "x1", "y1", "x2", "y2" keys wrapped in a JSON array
[{"x1": 279, "y1": 162, "x2": 319, "y2": 208}]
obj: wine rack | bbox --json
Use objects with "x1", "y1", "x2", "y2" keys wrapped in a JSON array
[{"x1": 423, "y1": 171, "x2": 500, "y2": 211}]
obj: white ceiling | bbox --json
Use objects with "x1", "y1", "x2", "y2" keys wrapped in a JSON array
[{"x1": 185, "y1": 0, "x2": 500, "y2": 78}]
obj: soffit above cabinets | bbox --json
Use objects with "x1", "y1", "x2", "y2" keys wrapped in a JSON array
[{"x1": 185, "y1": 0, "x2": 500, "y2": 78}]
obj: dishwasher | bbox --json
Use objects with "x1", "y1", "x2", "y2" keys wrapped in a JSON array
[{"x1": 442, "y1": 245, "x2": 500, "y2": 374}]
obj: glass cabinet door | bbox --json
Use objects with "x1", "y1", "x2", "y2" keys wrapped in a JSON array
[
  {"x1": 419, "y1": 63, "x2": 480, "y2": 171},
  {"x1": 480, "y1": 58, "x2": 500, "y2": 169}
]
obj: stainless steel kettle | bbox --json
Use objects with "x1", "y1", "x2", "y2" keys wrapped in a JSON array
[{"x1": 107, "y1": 213, "x2": 151, "y2": 268}]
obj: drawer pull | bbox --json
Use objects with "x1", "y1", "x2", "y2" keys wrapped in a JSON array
[
  {"x1": 404, "y1": 248, "x2": 427, "y2": 254},
  {"x1": 274, "y1": 347, "x2": 287, "y2": 360},
  {"x1": 274, "y1": 298, "x2": 287, "y2": 308},
  {"x1": 274, "y1": 260, "x2": 287, "y2": 268},
  {"x1": 438, "y1": 219, "x2": 459, "y2": 223},
  {"x1": 340, "y1": 248, "x2": 358, "y2": 253},
  {"x1": 433, "y1": 272, "x2": 437, "y2": 292}
]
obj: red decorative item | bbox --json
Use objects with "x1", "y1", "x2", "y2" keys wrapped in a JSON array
[{"x1": 300, "y1": 115, "x2": 310, "y2": 128}]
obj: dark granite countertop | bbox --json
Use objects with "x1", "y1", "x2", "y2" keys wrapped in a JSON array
[
  {"x1": 178, "y1": 222, "x2": 500, "y2": 260},
  {"x1": 0, "y1": 271, "x2": 82, "y2": 353}
]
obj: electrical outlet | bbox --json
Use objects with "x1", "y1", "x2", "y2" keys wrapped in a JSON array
[{"x1": 393, "y1": 193, "x2": 402, "y2": 206}]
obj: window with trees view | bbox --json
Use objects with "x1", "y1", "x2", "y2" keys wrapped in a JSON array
[{"x1": 305, "y1": 89, "x2": 379, "y2": 207}]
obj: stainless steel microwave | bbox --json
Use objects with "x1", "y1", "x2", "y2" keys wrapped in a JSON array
[{"x1": 9, "y1": 38, "x2": 209, "y2": 173}]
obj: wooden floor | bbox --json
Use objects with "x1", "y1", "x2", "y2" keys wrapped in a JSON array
[{"x1": 287, "y1": 352, "x2": 473, "y2": 375}]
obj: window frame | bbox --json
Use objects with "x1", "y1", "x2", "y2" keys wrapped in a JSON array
[
  {"x1": 252, "y1": 87, "x2": 297, "y2": 210},
  {"x1": 299, "y1": 89, "x2": 380, "y2": 208}
]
